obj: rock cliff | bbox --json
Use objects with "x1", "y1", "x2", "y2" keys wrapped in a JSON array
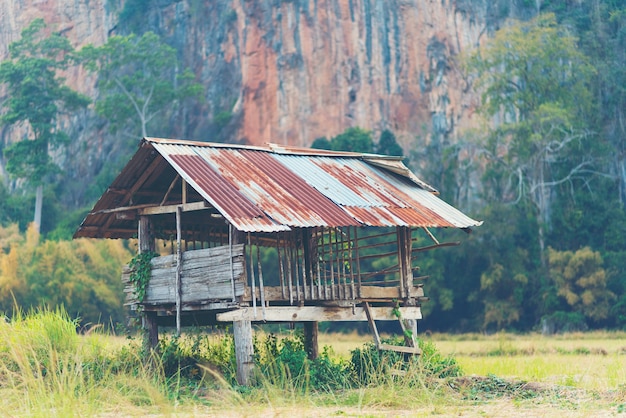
[{"x1": 0, "y1": 0, "x2": 515, "y2": 204}]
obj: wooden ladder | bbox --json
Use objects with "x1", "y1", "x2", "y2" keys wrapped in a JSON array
[{"x1": 363, "y1": 302, "x2": 421, "y2": 355}]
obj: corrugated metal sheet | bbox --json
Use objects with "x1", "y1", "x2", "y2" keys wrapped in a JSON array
[{"x1": 75, "y1": 138, "x2": 482, "y2": 238}]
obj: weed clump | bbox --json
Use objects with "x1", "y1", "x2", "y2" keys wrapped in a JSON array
[
  {"x1": 350, "y1": 336, "x2": 462, "y2": 386},
  {"x1": 152, "y1": 331, "x2": 460, "y2": 393}
]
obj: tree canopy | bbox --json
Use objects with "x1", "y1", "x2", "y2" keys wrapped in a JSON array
[
  {"x1": 0, "y1": 19, "x2": 90, "y2": 232},
  {"x1": 311, "y1": 127, "x2": 403, "y2": 156},
  {"x1": 81, "y1": 31, "x2": 203, "y2": 139}
]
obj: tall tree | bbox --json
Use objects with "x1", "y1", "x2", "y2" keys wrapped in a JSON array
[
  {"x1": 377, "y1": 129, "x2": 403, "y2": 156},
  {"x1": 81, "y1": 31, "x2": 203, "y2": 139},
  {"x1": 331, "y1": 127, "x2": 374, "y2": 153},
  {"x1": 548, "y1": 246, "x2": 615, "y2": 323},
  {"x1": 0, "y1": 19, "x2": 90, "y2": 234},
  {"x1": 465, "y1": 13, "x2": 596, "y2": 259}
]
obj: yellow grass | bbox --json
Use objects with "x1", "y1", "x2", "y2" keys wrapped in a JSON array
[
  {"x1": 423, "y1": 331, "x2": 626, "y2": 392},
  {"x1": 2, "y1": 315, "x2": 625, "y2": 417},
  {"x1": 319, "y1": 330, "x2": 626, "y2": 392}
]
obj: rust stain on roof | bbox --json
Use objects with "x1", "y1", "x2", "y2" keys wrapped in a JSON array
[{"x1": 74, "y1": 138, "x2": 482, "y2": 238}]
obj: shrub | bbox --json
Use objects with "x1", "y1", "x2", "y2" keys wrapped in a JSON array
[
  {"x1": 350, "y1": 337, "x2": 462, "y2": 385},
  {"x1": 253, "y1": 331, "x2": 353, "y2": 391},
  {"x1": 155, "y1": 330, "x2": 238, "y2": 384}
]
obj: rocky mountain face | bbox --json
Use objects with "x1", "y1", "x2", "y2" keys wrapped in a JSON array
[{"x1": 0, "y1": 0, "x2": 517, "y2": 205}]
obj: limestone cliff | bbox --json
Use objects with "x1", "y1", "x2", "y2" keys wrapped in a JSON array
[{"x1": 0, "y1": 0, "x2": 515, "y2": 205}]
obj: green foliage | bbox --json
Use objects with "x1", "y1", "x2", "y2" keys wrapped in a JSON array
[
  {"x1": 45, "y1": 208, "x2": 91, "y2": 241},
  {"x1": 350, "y1": 337, "x2": 461, "y2": 385},
  {"x1": 0, "y1": 225, "x2": 132, "y2": 327},
  {"x1": 310, "y1": 127, "x2": 375, "y2": 153},
  {"x1": 118, "y1": 0, "x2": 153, "y2": 35},
  {"x1": 0, "y1": 307, "x2": 177, "y2": 415},
  {"x1": 128, "y1": 251, "x2": 159, "y2": 303},
  {"x1": 0, "y1": 182, "x2": 32, "y2": 230},
  {"x1": 541, "y1": 311, "x2": 588, "y2": 333},
  {"x1": 548, "y1": 247, "x2": 616, "y2": 322},
  {"x1": 464, "y1": 13, "x2": 598, "y2": 253},
  {"x1": 310, "y1": 136, "x2": 331, "y2": 150},
  {"x1": 459, "y1": 374, "x2": 539, "y2": 401},
  {"x1": 480, "y1": 263, "x2": 528, "y2": 329},
  {"x1": 0, "y1": 307, "x2": 79, "y2": 376},
  {"x1": 80, "y1": 31, "x2": 203, "y2": 139},
  {"x1": 0, "y1": 18, "x2": 89, "y2": 185},
  {"x1": 466, "y1": 13, "x2": 594, "y2": 122},
  {"x1": 331, "y1": 127, "x2": 374, "y2": 153},
  {"x1": 254, "y1": 331, "x2": 352, "y2": 391},
  {"x1": 377, "y1": 129, "x2": 403, "y2": 156},
  {"x1": 156, "y1": 332, "x2": 237, "y2": 383}
]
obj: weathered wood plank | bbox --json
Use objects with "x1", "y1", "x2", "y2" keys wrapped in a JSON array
[
  {"x1": 139, "y1": 201, "x2": 208, "y2": 215},
  {"x1": 379, "y1": 343, "x2": 421, "y2": 355},
  {"x1": 123, "y1": 244, "x2": 245, "y2": 304},
  {"x1": 233, "y1": 320, "x2": 254, "y2": 386},
  {"x1": 216, "y1": 306, "x2": 422, "y2": 322},
  {"x1": 244, "y1": 285, "x2": 424, "y2": 302}
]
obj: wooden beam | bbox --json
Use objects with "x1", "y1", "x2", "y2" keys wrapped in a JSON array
[
  {"x1": 138, "y1": 300, "x2": 239, "y2": 312},
  {"x1": 140, "y1": 201, "x2": 208, "y2": 215},
  {"x1": 216, "y1": 306, "x2": 422, "y2": 322},
  {"x1": 99, "y1": 155, "x2": 165, "y2": 234},
  {"x1": 94, "y1": 203, "x2": 160, "y2": 215},
  {"x1": 379, "y1": 343, "x2": 421, "y2": 355},
  {"x1": 160, "y1": 174, "x2": 180, "y2": 206},
  {"x1": 364, "y1": 302, "x2": 381, "y2": 349},
  {"x1": 245, "y1": 285, "x2": 424, "y2": 302}
]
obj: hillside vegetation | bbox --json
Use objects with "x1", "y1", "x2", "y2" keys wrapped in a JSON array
[{"x1": 0, "y1": 3, "x2": 625, "y2": 333}]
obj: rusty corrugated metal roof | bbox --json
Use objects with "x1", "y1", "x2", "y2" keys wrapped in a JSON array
[{"x1": 74, "y1": 137, "x2": 482, "y2": 238}]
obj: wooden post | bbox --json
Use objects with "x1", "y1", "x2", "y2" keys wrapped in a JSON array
[
  {"x1": 304, "y1": 322, "x2": 319, "y2": 360},
  {"x1": 138, "y1": 216, "x2": 155, "y2": 253},
  {"x1": 233, "y1": 320, "x2": 254, "y2": 385},
  {"x1": 354, "y1": 227, "x2": 362, "y2": 298},
  {"x1": 248, "y1": 233, "x2": 257, "y2": 317},
  {"x1": 175, "y1": 206, "x2": 182, "y2": 336},
  {"x1": 301, "y1": 228, "x2": 313, "y2": 299},
  {"x1": 144, "y1": 311, "x2": 159, "y2": 349},
  {"x1": 138, "y1": 215, "x2": 158, "y2": 349},
  {"x1": 229, "y1": 224, "x2": 237, "y2": 302},
  {"x1": 397, "y1": 227, "x2": 413, "y2": 300}
]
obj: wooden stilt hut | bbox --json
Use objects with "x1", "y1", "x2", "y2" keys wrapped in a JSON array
[{"x1": 75, "y1": 137, "x2": 481, "y2": 385}]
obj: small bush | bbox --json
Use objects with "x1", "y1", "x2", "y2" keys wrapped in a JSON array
[
  {"x1": 350, "y1": 337, "x2": 462, "y2": 385},
  {"x1": 253, "y1": 331, "x2": 353, "y2": 391},
  {"x1": 155, "y1": 330, "x2": 238, "y2": 385}
]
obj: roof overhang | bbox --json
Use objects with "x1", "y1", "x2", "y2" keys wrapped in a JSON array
[{"x1": 74, "y1": 137, "x2": 482, "y2": 239}]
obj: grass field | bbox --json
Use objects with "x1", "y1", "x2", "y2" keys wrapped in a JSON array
[
  {"x1": 1, "y1": 312, "x2": 625, "y2": 417},
  {"x1": 320, "y1": 331, "x2": 626, "y2": 391}
]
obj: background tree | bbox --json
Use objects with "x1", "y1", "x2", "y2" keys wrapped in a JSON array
[
  {"x1": 309, "y1": 128, "x2": 375, "y2": 153},
  {"x1": 465, "y1": 13, "x2": 597, "y2": 258},
  {"x1": 81, "y1": 31, "x2": 203, "y2": 140},
  {"x1": 311, "y1": 136, "x2": 331, "y2": 150},
  {"x1": 0, "y1": 19, "x2": 90, "y2": 234},
  {"x1": 0, "y1": 223, "x2": 132, "y2": 327},
  {"x1": 548, "y1": 247, "x2": 615, "y2": 324},
  {"x1": 377, "y1": 129, "x2": 403, "y2": 156},
  {"x1": 330, "y1": 127, "x2": 374, "y2": 153}
]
